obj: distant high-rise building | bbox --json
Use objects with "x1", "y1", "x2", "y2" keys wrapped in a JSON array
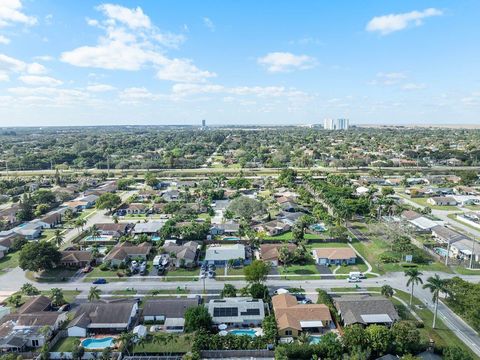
[
  {"x1": 324, "y1": 118, "x2": 349, "y2": 130},
  {"x1": 202, "y1": 119, "x2": 206, "y2": 127}
]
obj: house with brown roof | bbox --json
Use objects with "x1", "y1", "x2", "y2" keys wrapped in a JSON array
[
  {"x1": 104, "y1": 242, "x2": 152, "y2": 266},
  {"x1": 312, "y1": 247, "x2": 357, "y2": 266},
  {"x1": 254, "y1": 220, "x2": 291, "y2": 236},
  {"x1": 272, "y1": 293, "x2": 333, "y2": 338},
  {"x1": 124, "y1": 203, "x2": 149, "y2": 215},
  {"x1": 95, "y1": 223, "x2": 133, "y2": 237},
  {"x1": 162, "y1": 241, "x2": 199, "y2": 268},
  {"x1": 259, "y1": 243, "x2": 297, "y2": 267},
  {"x1": 60, "y1": 250, "x2": 93, "y2": 268}
]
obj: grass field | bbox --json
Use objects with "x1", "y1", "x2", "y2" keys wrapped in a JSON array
[
  {"x1": 0, "y1": 251, "x2": 19, "y2": 274},
  {"x1": 26, "y1": 268, "x2": 79, "y2": 282},
  {"x1": 132, "y1": 334, "x2": 193, "y2": 354}
]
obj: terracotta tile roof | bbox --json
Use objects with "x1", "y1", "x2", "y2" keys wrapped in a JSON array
[
  {"x1": 312, "y1": 247, "x2": 356, "y2": 260},
  {"x1": 272, "y1": 294, "x2": 332, "y2": 331},
  {"x1": 260, "y1": 243, "x2": 297, "y2": 261}
]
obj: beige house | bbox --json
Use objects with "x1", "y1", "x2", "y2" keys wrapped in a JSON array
[{"x1": 272, "y1": 293, "x2": 332, "y2": 338}]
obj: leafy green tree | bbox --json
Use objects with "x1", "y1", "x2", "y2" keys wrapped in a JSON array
[
  {"x1": 220, "y1": 283, "x2": 237, "y2": 298},
  {"x1": 381, "y1": 187, "x2": 395, "y2": 196},
  {"x1": 17, "y1": 194, "x2": 34, "y2": 222},
  {"x1": 184, "y1": 305, "x2": 212, "y2": 333},
  {"x1": 366, "y1": 324, "x2": 392, "y2": 356},
  {"x1": 20, "y1": 283, "x2": 40, "y2": 296},
  {"x1": 50, "y1": 288, "x2": 65, "y2": 307},
  {"x1": 7, "y1": 294, "x2": 23, "y2": 308},
  {"x1": 144, "y1": 172, "x2": 159, "y2": 187},
  {"x1": 443, "y1": 346, "x2": 473, "y2": 360},
  {"x1": 19, "y1": 241, "x2": 61, "y2": 272},
  {"x1": 96, "y1": 192, "x2": 122, "y2": 213},
  {"x1": 405, "y1": 268, "x2": 423, "y2": 306},
  {"x1": 227, "y1": 196, "x2": 264, "y2": 220},
  {"x1": 244, "y1": 260, "x2": 270, "y2": 284},
  {"x1": 249, "y1": 283, "x2": 269, "y2": 300},
  {"x1": 423, "y1": 274, "x2": 448, "y2": 328},
  {"x1": 391, "y1": 321, "x2": 420, "y2": 355},
  {"x1": 342, "y1": 324, "x2": 369, "y2": 351}
]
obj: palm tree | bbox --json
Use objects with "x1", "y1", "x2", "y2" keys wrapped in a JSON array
[
  {"x1": 54, "y1": 229, "x2": 64, "y2": 248},
  {"x1": 380, "y1": 284, "x2": 394, "y2": 298},
  {"x1": 90, "y1": 225, "x2": 100, "y2": 241},
  {"x1": 297, "y1": 331, "x2": 311, "y2": 345},
  {"x1": 423, "y1": 274, "x2": 448, "y2": 329},
  {"x1": 115, "y1": 332, "x2": 136, "y2": 356},
  {"x1": 405, "y1": 268, "x2": 423, "y2": 306},
  {"x1": 88, "y1": 286, "x2": 101, "y2": 302},
  {"x1": 75, "y1": 218, "x2": 86, "y2": 232}
]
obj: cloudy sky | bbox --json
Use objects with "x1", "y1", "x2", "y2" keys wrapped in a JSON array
[{"x1": 0, "y1": 0, "x2": 479, "y2": 126}]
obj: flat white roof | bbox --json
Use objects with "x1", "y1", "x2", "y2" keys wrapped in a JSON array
[
  {"x1": 300, "y1": 320, "x2": 324, "y2": 328},
  {"x1": 410, "y1": 217, "x2": 438, "y2": 230},
  {"x1": 360, "y1": 314, "x2": 392, "y2": 323}
]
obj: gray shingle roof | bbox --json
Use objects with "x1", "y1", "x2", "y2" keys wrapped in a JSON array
[{"x1": 334, "y1": 295, "x2": 399, "y2": 326}]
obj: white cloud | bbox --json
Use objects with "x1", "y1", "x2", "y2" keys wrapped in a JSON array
[
  {"x1": 402, "y1": 83, "x2": 426, "y2": 90},
  {"x1": 370, "y1": 72, "x2": 407, "y2": 85},
  {"x1": 0, "y1": 54, "x2": 46, "y2": 74},
  {"x1": 61, "y1": 4, "x2": 211, "y2": 83},
  {"x1": 257, "y1": 52, "x2": 317, "y2": 73},
  {"x1": 366, "y1": 8, "x2": 442, "y2": 35},
  {"x1": 0, "y1": 35, "x2": 10, "y2": 44},
  {"x1": 87, "y1": 83, "x2": 116, "y2": 92},
  {"x1": 0, "y1": 71, "x2": 9, "y2": 81},
  {"x1": 0, "y1": 0, "x2": 37, "y2": 27},
  {"x1": 19, "y1": 75, "x2": 62, "y2": 86},
  {"x1": 34, "y1": 55, "x2": 54, "y2": 62},
  {"x1": 203, "y1": 17, "x2": 215, "y2": 31},
  {"x1": 157, "y1": 59, "x2": 216, "y2": 83},
  {"x1": 97, "y1": 3, "x2": 151, "y2": 29}
]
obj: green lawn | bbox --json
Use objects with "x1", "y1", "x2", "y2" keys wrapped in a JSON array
[
  {"x1": 225, "y1": 267, "x2": 245, "y2": 276},
  {"x1": 26, "y1": 268, "x2": 79, "y2": 283},
  {"x1": 350, "y1": 223, "x2": 452, "y2": 275},
  {"x1": 334, "y1": 260, "x2": 369, "y2": 274},
  {"x1": 77, "y1": 208, "x2": 97, "y2": 220},
  {"x1": 392, "y1": 289, "x2": 479, "y2": 359},
  {"x1": 132, "y1": 334, "x2": 193, "y2": 354},
  {"x1": 50, "y1": 337, "x2": 79, "y2": 352},
  {"x1": 0, "y1": 251, "x2": 20, "y2": 274},
  {"x1": 306, "y1": 242, "x2": 349, "y2": 249},
  {"x1": 166, "y1": 267, "x2": 198, "y2": 277},
  {"x1": 264, "y1": 231, "x2": 294, "y2": 241},
  {"x1": 409, "y1": 197, "x2": 459, "y2": 211},
  {"x1": 85, "y1": 266, "x2": 126, "y2": 279}
]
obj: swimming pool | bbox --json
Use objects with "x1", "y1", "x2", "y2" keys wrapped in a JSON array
[
  {"x1": 229, "y1": 329, "x2": 257, "y2": 337},
  {"x1": 83, "y1": 235, "x2": 114, "y2": 242},
  {"x1": 309, "y1": 336, "x2": 322, "y2": 344},
  {"x1": 81, "y1": 337, "x2": 114, "y2": 349},
  {"x1": 223, "y1": 237, "x2": 240, "y2": 241},
  {"x1": 151, "y1": 236, "x2": 161, "y2": 241},
  {"x1": 434, "y1": 247, "x2": 449, "y2": 257}
]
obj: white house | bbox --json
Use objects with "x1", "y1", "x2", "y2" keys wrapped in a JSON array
[
  {"x1": 204, "y1": 244, "x2": 245, "y2": 267},
  {"x1": 208, "y1": 298, "x2": 265, "y2": 326}
]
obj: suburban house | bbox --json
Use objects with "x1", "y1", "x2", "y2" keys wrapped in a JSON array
[
  {"x1": 254, "y1": 220, "x2": 291, "y2": 236},
  {"x1": 427, "y1": 196, "x2": 458, "y2": 206},
  {"x1": 162, "y1": 241, "x2": 199, "y2": 268},
  {"x1": 38, "y1": 212, "x2": 62, "y2": 229},
  {"x1": 334, "y1": 295, "x2": 400, "y2": 327},
  {"x1": 431, "y1": 225, "x2": 467, "y2": 244},
  {"x1": 278, "y1": 212, "x2": 305, "y2": 227},
  {"x1": 204, "y1": 244, "x2": 246, "y2": 266},
  {"x1": 124, "y1": 203, "x2": 149, "y2": 215},
  {"x1": 162, "y1": 190, "x2": 180, "y2": 202},
  {"x1": 67, "y1": 299, "x2": 138, "y2": 337},
  {"x1": 95, "y1": 223, "x2": 133, "y2": 238},
  {"x1": 272, "y1": 293, "x2": 333, "y2": 338},
  {"x1": 259, "y1": 243, "x2": 297, "y2": 267},
  {"x1": 104, "y1": 242, "x2": 152, "y2": 266},
  {"x1": 59, "y1": 250, "x2": 93, "y2": 268},
  {"x1": 208, "y1": 298, "x2": 265, "y2": 326},
  {"x1": 142, "y1": 298, "x2": 200, "y2": 332},
  {"x1": 0, "y1": 232, "x2": 19, "y2": 253},
  {"x1": 132, "y1": 221, "x2": 165, "y2": 235},
  {"x1": 13, "y1": 222, "x2": 43, "y2": 240},
  {"x1": 449, "y1": 238, "x2": 477, "y2": 261},
  {"x1": 0, "y1": 296, "x2": 66, "y2": 352},
  {"x1": 312, "y1": 247, "x2": 357, "y2": 266},
  {"x1": 210, "y1": 222, "x2": 240, "y2": 236},
  {"x1": 406, "y1": 216, "x2": 439, "y2": 232}
]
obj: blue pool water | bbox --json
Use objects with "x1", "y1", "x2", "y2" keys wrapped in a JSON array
[
  {"x1": 83, "y1": 235, "x2": 113, "y2": 242},
  {"x1": 224, "y1": 237, "x2": 240, "y2": 241},
  {"x1": 434, "y1": 247, "x2": 449, "y2": 257},
  {"x1": 229, "y1": 329, "x2": 257, "y2": 337},
  {"x1": 151, "y1": 236, "x2": 161, "y2": 241},
  {"x1": 81, "y1": 337, "x2": 114, "y2": 349},
  {"x1": 309, "y1": 336, "x2": 322, "y2": 344},
  {"x1": 310, "y1": 224, "x2": 327, "y2": 232}
]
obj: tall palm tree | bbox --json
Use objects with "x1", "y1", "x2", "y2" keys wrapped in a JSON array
[
  {"x1": 405, "y1": 268, "x2": 423, "y2": 306},
  {"x1": 423, "y1": 274, "x2": 447, "y2": 329},
  {"x1": 115, "y1": 332, "x2": 136, "y2": 356},
  {"x1": 88, "y1": 286, "x2": 101, "y2": 302},
  {"x1": 297, "y1": 331, "x2": 311, "y2": 345},
  {"x1": 90, "y1": 225, "x2": 100, "y2": 241},
  {"x1": 54, "y1": 229, "x2": 64, "y2": 248},
  {"x1": 75, "y1": 218, "x2": 86, "y2": 232}
]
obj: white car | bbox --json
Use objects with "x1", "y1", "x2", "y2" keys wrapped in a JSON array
[{"x1": 348, "y1": 276, "x2": 361, "y2": 283}]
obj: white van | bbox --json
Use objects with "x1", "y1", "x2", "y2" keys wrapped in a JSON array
[{"x1": 348, "y1": 271, "x2": 366, "y2": 279}]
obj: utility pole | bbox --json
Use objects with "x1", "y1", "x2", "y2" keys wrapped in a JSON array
[
  {"x1": 445, "y1": 239, "x2": 451, "y2": 266},
  {"x1": 470, "y1": 237, "x2": 476, "y2": 269}
]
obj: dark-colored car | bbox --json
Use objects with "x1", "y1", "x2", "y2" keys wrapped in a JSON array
[{"x1": 93, "y1": 278, "x2": 107, "y2": 284}]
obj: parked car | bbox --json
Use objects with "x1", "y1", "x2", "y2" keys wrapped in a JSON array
[
  {"x1": 81, "y1": 265, "x2": 92, "y2": 273},
  {"x1": 207, "y1": 271, "x2": 216, "y2": 279},
  {"x1": 157, "y1": 267, "x2": 166, "y2": 276},
  {"x1": 348, "y1": 276, "x2": 361, "y2": 283},
  {"x1": 300, "y1": 299, "x2": 312, "y2": 304},
  {"x1": 93, "y1": 278, "x2": 107, "y2": 284}
]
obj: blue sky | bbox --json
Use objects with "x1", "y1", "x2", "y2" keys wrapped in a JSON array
[{"x1": 0, "y1": 0, "x2": 479, "y2": 126}]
